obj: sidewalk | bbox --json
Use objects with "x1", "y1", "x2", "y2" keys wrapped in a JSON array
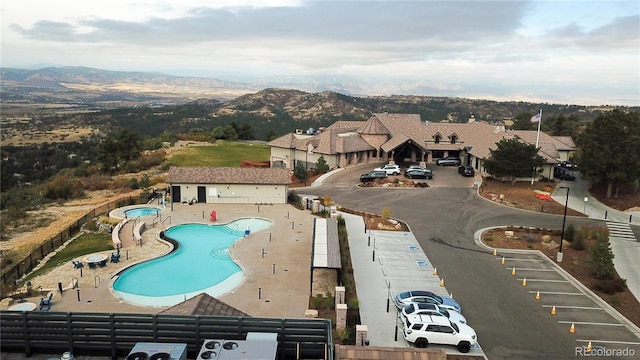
[
  {"x1": 339, "y1": 211, "x2": 486, "y2": 358},
  {"x1": 551, "y1": 174, "x2": 640, "y2": 303}
]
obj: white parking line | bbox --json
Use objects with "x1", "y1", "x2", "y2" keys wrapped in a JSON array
[
  {"x1": 558, "y1": 321, "x2": 623, "y2": 327},
  {"x1": 576, "y1": 339, "x2": 640, "y2": 345},
  {"x1": 542, "y1": 305, "x2": 602, "y2": 310},
  {"x1": 516, "y1": 278, "x2": 569, "y2": 283},
  {"x1": 528, "y1": 291, "x2": 585, "y2": 296},
  {"x1": 500, "y1": 258, "x2": 544, "y2": 262},
  {"x1": 505, "y1": 268, "x2": 556, "y2": 271}
]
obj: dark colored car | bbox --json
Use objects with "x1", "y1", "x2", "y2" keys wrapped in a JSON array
[
  {"x1": 405, "y1": 169, "x2": 433, "y2": 179},
  {"x1": 360, "y1": 170, "x2": 387, "y2": 182},
  {"x1": 436, "y1": 156, "x2": 461, "y2": 166},
  {"x1": 554, "y1": 166, "x2": 575, "y2": 181},
  {"x1": 458, "y1": 165, "x2": 474, "y2": 177}
]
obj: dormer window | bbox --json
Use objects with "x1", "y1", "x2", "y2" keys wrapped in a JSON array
[
  {"x1": 451, "y1": 135, "x2": 457, "y2": 144},
  {"x1": 434, "y1": 135, "x2": 441, "y2": 144}
]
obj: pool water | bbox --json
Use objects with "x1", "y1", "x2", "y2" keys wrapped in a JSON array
[
  {"x1": 124, "y1": 207, "x2": 161, "y2": 218},
  {"x1": 112, "y1": 218, "x2": 272, "y2": 307}
]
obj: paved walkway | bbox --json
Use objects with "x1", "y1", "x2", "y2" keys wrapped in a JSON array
[{"x1": 551, "y1": 174, "x2": 640, "y2": 302}]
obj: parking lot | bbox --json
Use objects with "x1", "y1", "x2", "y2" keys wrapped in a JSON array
[
  {"x1": 306, "y1": 164, "x2": 640, "y2": 359},
  {"x1": 353, "y1": 162, "x2": 477, "y2": 188},
  {"x1": 341, "y1": 212, "x2": 486, "y2": 357},
  {"x1": 476, "y1": 230, "x2": 640, "y2": 357}
]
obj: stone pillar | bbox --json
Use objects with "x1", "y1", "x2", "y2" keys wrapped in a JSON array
[
  {"x1": 356, "y1": 324, "x2": 368, "y2": 346},
  {"x1": 311, "y1": 199, "x2": 320, "y2": 213},
  {"x1": 301, "y1": 196, "x2": 308, "y2": 210},
  {"x1": 330, "y1": 206, "x2": 338, "y2": 218},
  {"x1": 336, "y1": 303, "x2": 347, "y2": 329},
  {"x1": 335, "y1": 286, "x2": 346, "y2": 305}
]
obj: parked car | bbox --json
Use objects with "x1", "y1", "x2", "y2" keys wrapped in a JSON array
[
  {"x1": 559, "y1": 160, "x2": 578, "y2": 169},
  {"x1": 436, "y1": 157, "x2": 461, "y2": 166},
  {"x1": 374, "y1": 164, "x2": 401, "y2": 175},
  {"x1": 458, "y1": 165, "x2": 474, "y2": 177},
  {"x1": 405, "y1": 168, "x2": 433, "y2": 179},
  {"x1": 401, "y1": 303, "x2": 467, "y2": 326},
  {"x1": 553, "y1": 166, "x2": 576, "y2": 181},
  {"x1": 360, "y1": 170, "x2": 387, "y2": 182},
  {"x1": 394, "y1": 290, "x2": 461, "y2": 313},
  {"x1": 402, "y1": 314, "x2": 477, "y2": 353}
]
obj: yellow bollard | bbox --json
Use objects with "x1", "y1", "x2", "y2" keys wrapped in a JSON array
[
  {"x1": 493, "y1": 248, "x2": 497, "y2": 256},
  {"x1": 551, "y1": 305, "x2": 556, "y2": 315},
  {"x1": 449, "y1": 293, "x2": 453, "y2": 298},
  {"x1": 586, "y1": 341, "x2": 592, "y2": 352},
  {"x1": 433, "y1": 267, "x2": 438, "y2": 276},
  {"x1": 522, "y1": 277, "x2": 527, "y2": 287},
  {"x1": 535, "y1": 290, "x2": 540, "y2": 300},
  {"x1": 440, "y1": 278, "x2": 445, "y2": 287},
  {"x1": 569, "y1": 323, "x2": 575, "y2": 333},
  {"x1": 501, "y1": 256, "x2": 505, "y2": 265},
  {"x1": 511, "y1": 267, "x2": 516, "y2": 276}
]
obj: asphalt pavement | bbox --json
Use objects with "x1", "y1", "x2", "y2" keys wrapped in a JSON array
[{"x1": 301, "y1": 164, "x2": 640, "y2": 360}]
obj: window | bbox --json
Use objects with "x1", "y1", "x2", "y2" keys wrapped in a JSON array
[
  {"x1": 412, "y1": 323, "x2": 423, "y2": 331},
  {"x1": 434, "y1": 135, "x2": 441, "y2": 144},
  {"x1": 451, "y1": 135, "x2": 457, "y2": 144}
]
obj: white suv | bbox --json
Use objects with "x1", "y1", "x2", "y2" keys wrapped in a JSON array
[
  {"x1": 402, "y1": 314, "x2": 477, "y2": 353},
  {"x1": 374, "y1": 164, "x2": 401, "y2": 175}
]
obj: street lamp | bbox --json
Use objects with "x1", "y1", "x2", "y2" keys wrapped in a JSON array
[{"x1": 557, "y1": 186, "x2": 570, "y2": 263}]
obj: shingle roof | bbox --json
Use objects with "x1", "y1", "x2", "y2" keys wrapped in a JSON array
[
  {"x1": 159, "y1": 293, "x2": 249, "y2": 316},
  {"x1": 167, "y1": 166, "x2": 292, "y2": 185},
  {"x1": 357, "y1": 116, "x2": 391, "y2": 135}
]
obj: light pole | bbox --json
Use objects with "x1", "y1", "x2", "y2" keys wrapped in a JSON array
[
  {"x1": 557, "y1": 186, "x2": 570, "y2": 263},
  {"x1": 583, "y1": 197, "x2": 588, "y2": 214}
]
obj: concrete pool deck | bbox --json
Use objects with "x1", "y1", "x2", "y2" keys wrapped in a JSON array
[{"x1": 2, "y1": 203, "x2": 317, "y2": 318}]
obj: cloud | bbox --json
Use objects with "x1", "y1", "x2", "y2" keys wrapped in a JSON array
[{"x1": 543, "y1": 14, "x2": 640, "y2": 50}]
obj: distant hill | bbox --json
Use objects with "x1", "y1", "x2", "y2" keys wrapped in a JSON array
[{"x1": 1, "y1": 66, "x2": 637, "y2": 145}]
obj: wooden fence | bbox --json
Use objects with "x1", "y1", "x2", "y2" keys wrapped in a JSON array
[
  {"x1": 1, "y1": 196, "x2": 138, "y2": 286},
  {"x1": 0, "y1": 311, "x2": 333, "y2": 360}
]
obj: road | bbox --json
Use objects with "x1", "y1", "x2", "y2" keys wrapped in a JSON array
[{"x1": 297, "y1": 165, "x2": 639, "y2": 360}]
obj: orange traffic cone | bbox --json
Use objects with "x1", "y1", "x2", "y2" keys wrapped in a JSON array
[
  {"x1": 551, "y1": 305, "x2": 556, "y2": 315},
  {"x1": 501, "y1": 256, "x2": 505, "y2": 265},
  {"x1": 586, "y1": 341, "x2": 592, "y2": 352},
  {"x1": 569, "y1": 323, "x2": 575, "y2": 333},
  {"x1": 493, "y1": 248, "x2": 497, "y2": 256},
  {"x1": 433, "y1": 267, "x2": 438, "y2": 276},
  {"x1": 535, "y1": 290, "x2": 540, "y2": 300},
  {"x1": 522, "y1": 277, "x2": 527, "y2": 287},
  {"x1": 511, "y1": 267, "x2": 516, "y2": 275},
  {"x1": 440, "y1": 278, "x2": 445, "y2": 287}
]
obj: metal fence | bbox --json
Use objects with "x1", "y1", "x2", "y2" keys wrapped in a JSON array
[
  {"x1": 0, "y1": 311, "x2": 333, "y2": 360},
  {"x1": 1, "y1": 196, "x2": 138, "y2": 286}
]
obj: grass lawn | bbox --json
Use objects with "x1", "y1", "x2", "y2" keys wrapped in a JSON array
[
  {"x1": 24, "y1": 232, "x2": 113, "y2": 282},
  {"x1": 165, "y1": 140, "x2": 270, "y2": 167}
]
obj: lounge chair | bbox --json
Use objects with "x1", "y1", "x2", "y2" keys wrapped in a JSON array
[
  {"x1": 88, "y1": 262, "x2": 97, "y2": 269},
  {"x1": 98, "y1": 259, "x2": 108, "y2": 267},
  {"x1": 72, "y1": 260, "x2": 83, "y2": 269},
  {"x1": 110, "y1": 253, "x2": 121, "y2": 263},
  {"x1": 39, "y1": 292, "x2": 53, "y2": 311}
]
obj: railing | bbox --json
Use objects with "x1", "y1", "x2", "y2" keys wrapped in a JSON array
[
  {"x1": 1, "y1": 196, "x2": 138, "y2": 286},
  {"x1": 0, "y1": 311, "x2": 334, "y2": 360}
]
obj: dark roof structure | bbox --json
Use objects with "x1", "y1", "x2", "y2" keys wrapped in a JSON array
[{"x1": 159, "y1": 293, "x2": 250, "y2": 316}]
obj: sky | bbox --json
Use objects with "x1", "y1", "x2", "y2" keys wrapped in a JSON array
[{"x1": 1, "y1": 0, "x2": 639, "y2": 106}]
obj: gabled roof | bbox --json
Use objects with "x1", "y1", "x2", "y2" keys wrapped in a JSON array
[
  {"x1": 167, "y1": 166, "x2": 291, "y2": 185},
  {"x1": 159, "y1": 293, "x2": 249, "y2": 316}
]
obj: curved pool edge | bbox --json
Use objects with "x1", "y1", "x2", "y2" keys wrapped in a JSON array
[
  {"x1": 109, "y1": 204, "x2": 164, "y2": 221},
  {"x1": 111, "y1": 272, "x2": 244, "y2": 307},
  {"x1": 109, "y1": 217, "x2": 272, "y2": 307}
]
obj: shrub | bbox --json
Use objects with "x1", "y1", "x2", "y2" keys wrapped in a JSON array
[
  {"x1": 314, "y1": 155, "x2": 329, "y2": 174},
  {"x1": 589, "y1": 239, "x2": 616, "y2": 279},
  {"x1": 594, "y1": 278, "x2": 627, "y2": 294},
  {"x1": 565, "y1": 224, "x2": 575, "y2": 242},
  {"x1": 524, "y1": 233, "x2": 538, "y2": 243},
  {"x1": 571, "y1": 231, "x2": 586, "y2": 250},
  {"x1": 381, "y1": 207, "x2": 392, "y2": 219}
]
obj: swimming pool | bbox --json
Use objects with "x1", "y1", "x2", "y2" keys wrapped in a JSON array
[
  {"x1": 124, "y1": 207, "x2": 161, "y2": 218},
  {"x1": 112, "y1": 217, "x2": 272, "y2": 307}
]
